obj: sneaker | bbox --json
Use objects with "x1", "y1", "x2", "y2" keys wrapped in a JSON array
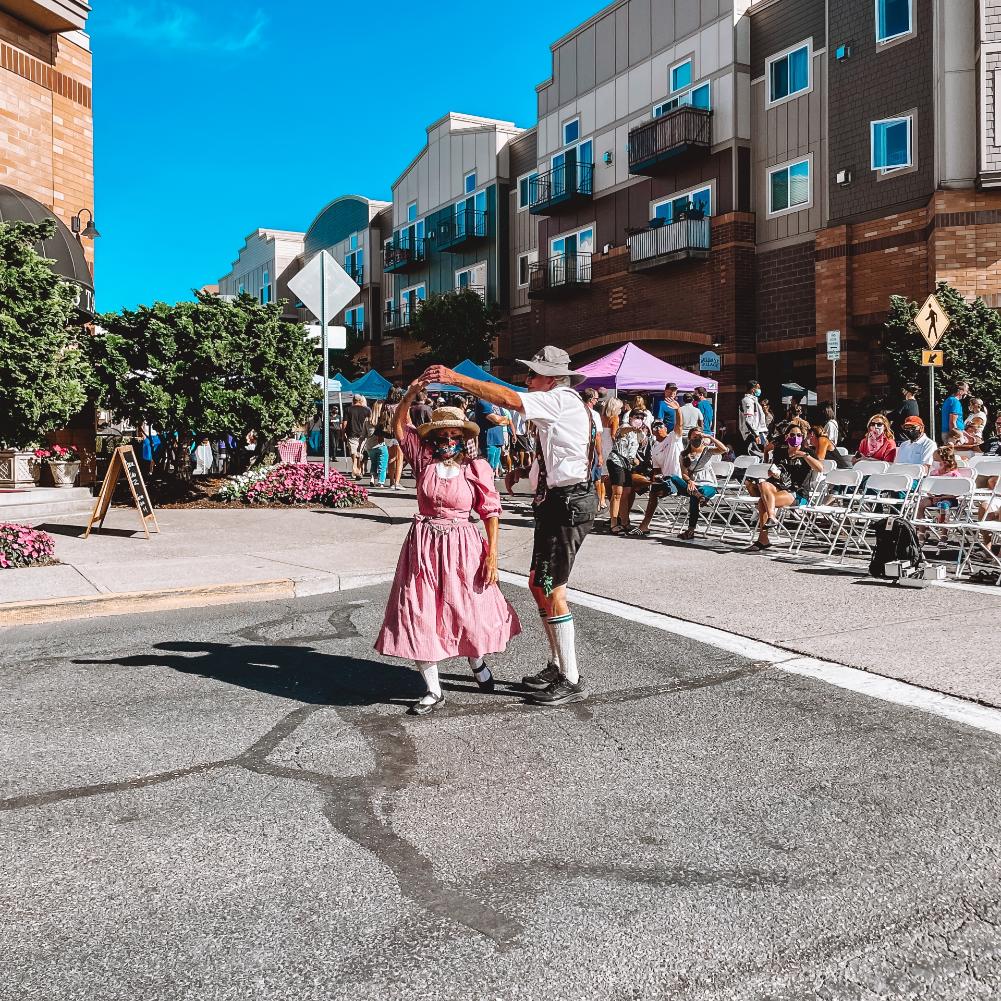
[
  {"x1": 521, "y1": 662, "x2": 560, "y2": 690},
  {"x1": 527, "y1": 675, "x2": 590, "y2": 706}
]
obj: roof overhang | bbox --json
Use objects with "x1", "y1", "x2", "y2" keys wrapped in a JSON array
[{"x1": 0, "y1": 0, "x2": 89, "y2": 32}]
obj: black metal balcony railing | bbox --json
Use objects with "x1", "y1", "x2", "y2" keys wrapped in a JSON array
[
  {"x1": 433, "y1": 208, "x2": 489, "y2": 251},
  {"x1": 628, "y1": 107, "x2": 713, "y2": 175},
  {"x1": 346, "y1": 266, "x2": 364, "y2": 286},
  {"x1": 384, "y1": 305, "x2": 419, "y2": 331},
  {"x1": 529, "y1": 162, "x2": 594, "y2": 215},
  {"x1": 383, "y1": 238, "x2": 427, "y2": 273},
  {"x1": 627, "y1": 217, "x2": 711, "y2": 271},
  {"x1": 527, "y1": 253, "x2": 592, "y2": 298},
  {"x1": 455, "y1": 284, "x2": 486, "y2": 301}
]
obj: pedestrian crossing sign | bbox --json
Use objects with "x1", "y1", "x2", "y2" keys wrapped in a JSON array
[
  {"x1": 914, "y1": 293, "x2": 950, "y2": 349},
  {"x1": 922, "y1": 349, "x2": 944, "y2": 367}
]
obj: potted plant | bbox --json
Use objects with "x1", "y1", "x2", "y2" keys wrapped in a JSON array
[{"x1": 33, "y1": 444, "x2": 83, "y2": 488}]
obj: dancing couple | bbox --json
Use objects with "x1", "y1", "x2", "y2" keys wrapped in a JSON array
[{"x1": 374, "y1": 347, "x2": 597, "y2": 715}]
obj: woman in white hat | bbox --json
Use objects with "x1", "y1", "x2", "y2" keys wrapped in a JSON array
[{"x1": 374, "y1": 378, "x2": 521, "y2": 715}]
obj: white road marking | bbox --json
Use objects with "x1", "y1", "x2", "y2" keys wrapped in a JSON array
[{"x1": 498, "y1": 570, "x2": 1001, "y2": 738}]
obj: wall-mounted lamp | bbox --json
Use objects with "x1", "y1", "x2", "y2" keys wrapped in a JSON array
[
  {"x1": 602, "y1": 150, "x2": 613, "y2": 166},
  {"x1": 836, "y1": 169, "x2": 853, "y2": 187},
  {"x1": 71, "y1": 208, "x2": 101, "y2": 240},
  {"x1": 835, "y1": 43, "x2": 852, "y2": 61}
]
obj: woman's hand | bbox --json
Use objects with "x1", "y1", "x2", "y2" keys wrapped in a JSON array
[{"x1": 483, "y1": 548, "x2": 499, "y2": 586}]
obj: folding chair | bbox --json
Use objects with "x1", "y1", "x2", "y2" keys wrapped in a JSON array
[
  {"x1": 956, "y1": 470, "x2": 1001, "y2": 582},
  {"x1": 789, "y1": 468, "x2": 864, "y2": 555},
  {"x1": 695, "y1": 460, "x2": 735, "y2": 536},
  {"x1": 719, "y1": 462, "x2": 771, "y2": 542},
  {"x1": 834, "y1": 472, "x2": 916, "y2": 562},
  {"x1": 910, "y1": 476, "x2": 976, "y2": 572},
  {"x1": 853, "y1": 460, "x2": 890, "y2": 477}
]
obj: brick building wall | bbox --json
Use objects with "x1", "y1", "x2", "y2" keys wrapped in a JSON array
[{"x1": 0, "y1": 10, "x2": 94, "y2": 268}]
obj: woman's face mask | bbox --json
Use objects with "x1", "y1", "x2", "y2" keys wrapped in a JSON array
[
  {"x1": 432, "y1": 436, "x2": 464, "y2": 459},
  {"x1": 689, "y1": 436, "x2": 704, "y2": 450},
  {"x1": 786, "y1": 434, "x2": 804, "y2": 448},
  {"x1": 869, "y1": 422, "x2": 886, "y2": 437},
  {"x1": 753, "y1": 389, "x2": 762, "y2": 398},
  {"x1": 629, "y1": 417, "x2": 644, "y2": 429}
]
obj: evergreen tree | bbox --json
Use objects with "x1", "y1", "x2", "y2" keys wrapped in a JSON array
[{"x1": 410, "y1": 288, "x2": 499, "y2": 367}]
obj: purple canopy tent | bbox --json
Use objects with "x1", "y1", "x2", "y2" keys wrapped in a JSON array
[{"x1": 575, "y1": 342, "x2": 717, "y2": 393}]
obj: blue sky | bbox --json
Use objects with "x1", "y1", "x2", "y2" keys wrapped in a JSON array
[{"x1": 90, "y1": 0, "x2": 608, "y2": 313}]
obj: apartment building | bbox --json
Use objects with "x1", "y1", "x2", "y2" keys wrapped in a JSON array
[
  {"x1": 217, "y1": 228, "x2": 305, "y2": 321},
  {"x1": 381, "y1": 112, "x2": 524, "y2": 380}
]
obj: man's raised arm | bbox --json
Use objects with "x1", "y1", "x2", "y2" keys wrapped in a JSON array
[{"x1": 422, "y1": 365, "x2": 524, "y2": 413}]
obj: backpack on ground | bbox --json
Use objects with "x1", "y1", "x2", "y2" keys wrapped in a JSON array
[{"x1": 868, "y1": 517, "x2": 923, "y2": 579}]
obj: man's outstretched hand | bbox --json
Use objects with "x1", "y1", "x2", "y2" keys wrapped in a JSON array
[{"x1": 422, "y1": 365, "x2": 458, "y2": 386}]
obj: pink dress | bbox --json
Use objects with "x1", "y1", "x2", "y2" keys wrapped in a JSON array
[{"x1": 375, "y1": 427, "x2": 522, "y2": 662}]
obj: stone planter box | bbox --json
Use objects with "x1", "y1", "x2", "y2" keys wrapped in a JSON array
[
  {"x1": 0, "y1": 450, "x2": 41, "y2": 489},
  {"x1": 47, "y1": 460, "x2": 81, "y2": 488}
]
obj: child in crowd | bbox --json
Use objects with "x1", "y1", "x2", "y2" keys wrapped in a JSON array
[{"x1": 368, "y1": 432, "x2": 389, "y2": 487}]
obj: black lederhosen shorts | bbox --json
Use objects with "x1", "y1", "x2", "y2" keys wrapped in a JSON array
[{"x1": 530, "y1": 483, "x2": 597, "y2": 595}]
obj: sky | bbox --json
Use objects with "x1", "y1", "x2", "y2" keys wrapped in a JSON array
[{"x1": 89, "y1": 0, "x2": 609, "y2": 313}]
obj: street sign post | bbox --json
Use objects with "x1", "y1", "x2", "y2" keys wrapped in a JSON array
[
  {"x1": 289, "y1": 251, "x2": 360, "y2": 478},
  {"x1": 912, "y1": 294, "x2": 950, "y2": 439},
  {"x1": 826, "y1": 330, "x2": 841, "y2": 416}
]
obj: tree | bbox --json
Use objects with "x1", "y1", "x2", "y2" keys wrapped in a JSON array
[
  {"x1": 0, "y1": 220, "x2": 89, "y2": 450},
  {"x1": 883, "y1": 282, "x2": 1001, "y2": 411},
  {"x1": 410, "y1": 288, "x2": 499, "y2": 367},
  {"x1": 87, "y1": 291, "x2": 319, "y2": 475}
]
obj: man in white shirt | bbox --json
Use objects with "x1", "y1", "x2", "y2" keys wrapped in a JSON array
[
  {"x1": 633, "y1": 404, "x2": 685, "y2": 535},
  {"x1": 896, "y1": 415, "x2": 937, "y2": 471},
  {"x1": 679, "y1": 393, "x2": 703, "y2": 440},
  {"x1": 423, "y1": 347, "x2": 595, "y2": 706},
  {"x1": 738, "y1": 380, "x2": 768, "y2": 456}
]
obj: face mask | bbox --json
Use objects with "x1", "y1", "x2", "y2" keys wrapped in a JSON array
[
  {"x1": 904, "y1": 427, "x2": 922, "y2": 441},
  {"x1": 432, "y1": 439, "x2": 464, "y2": 460},
  {"x1": 753, "y1": 389, "x2": 762, "y2": 398},
  {"x1": 787, "y1": 435, "x2": 803, "y2": 448},
  {"x1": 630, "y1": 418, "x2": 644, "y2": 429},
  {"x1": 689, "y1": 438, "x2": 703, "y2": 449},
  {"x1": 868, "y1": 424, "x2": 885, "y2": 438}
]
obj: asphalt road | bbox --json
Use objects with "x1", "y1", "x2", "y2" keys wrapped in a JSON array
[{"x1": 2, "y1": 585, "x2": 1001, "y2": 1001}]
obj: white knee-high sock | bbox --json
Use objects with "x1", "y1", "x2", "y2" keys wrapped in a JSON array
[
  {"x1": 417, "y1": 661, "x2": 441, "y2": 697},
  {"x1": 547, "y1": 614, "x2": 578, "y2": 684},
  {"x1": 539, "y1": 608, "x2": 560, "y2": 667}
]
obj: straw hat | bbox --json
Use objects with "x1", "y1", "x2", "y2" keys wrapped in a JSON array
[{"x1": 416, "y1": 406, "x2": 479, "y2": 440}]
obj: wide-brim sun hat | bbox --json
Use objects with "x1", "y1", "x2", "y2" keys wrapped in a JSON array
[
  {"x1": 517, "y1": 345, "x2": 587, "y2": 387},
  {"x1": 416, "y1": 406, "x2": 479, "y2": 440}
]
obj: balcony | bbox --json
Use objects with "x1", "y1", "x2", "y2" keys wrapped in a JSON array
[
  {"x1": 528, "y1": 253, "x2": 592, "y2": 299},
  {"x1": 528, "y1": 162, "x2": 594, "y2": 215},
  {"x1": 346, "y1": 266, "x2": 365, "y2": 286},
  {"x1": 383, "y1": 238, "x2": 427, "y2": 274},
  {"x1": 384, "y1": 305, "x2": 418, "y2": 332},
  {"x1": 433, "y1": 208, "x2": 489, "y2": 252},
  {"x1": 627, "y1": 217, "x2": 711, "y2": 272},
  {"x1": 628, "y1": 107, "x2": 712, "y2": 176}
]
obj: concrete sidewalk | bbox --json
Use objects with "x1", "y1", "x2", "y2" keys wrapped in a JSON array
[{"x1": 4, "y1": 486, "x2": 1001, "y2": 706}]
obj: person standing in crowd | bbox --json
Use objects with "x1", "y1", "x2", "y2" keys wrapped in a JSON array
[
  {"x1": 896, "y1": 416, "x2": 937, "y2": 472},
  {"x1": 632, "y1": 405, "x2": 685, "y2": 537},
  {"x1": 963, "y1": 398, "x2": 988, "y2": 444},
  {"x1": 409, "y1": 391, "x2": 432, "y2": 428},
  {"x1": 625, "y1": 393, "x2": 654, "y2": 428},
  {"x1": 597, "y1": 396, "x2": 623, "y2": 512},
  {"x1": 655, "y1": 382, "x2": 679, "y2": 431},
  {"x1": 854, "y1": 414, "x2": 897, "y2": 463},
  {"x1": 761, "y1": 398, "x2": 775, "y2": 429},
  {"x1": 342, "y1": 394, "x2": 371, "y2": 481},
  {"x1": 941, "y1": 380, "x2": 969, "y2": 441},
  {"x1": 679, "y1": 393, "x2": 703, "y2": 440},
  {"x1": 473, "y1": 395, "x2": 511, "y2": 477},
  {"x1": 676, "y1": 430, "x2": 727, "y2": 541},
  {"x1": 739, "y1": 380, "x2": 769, "y2": 456},
  {"x1": 423, "y1": 347, "x2": 597, "y2": 707},
  {"x1": 380, "y1": 386, "x2": 406, "y2": 490},
  {"x1": 606, "y1": 420, "x2": 642, "y2": 535},
  {"x1": 581, "y1": 388, "x2": 605, "y2": 502},
  {"x1": 375, "y1": 380, "x2": 521, "y2": 716},
  {"x1": 893, "y1": 383, "x2": 921, "y2": 439},
  {"x1": 821, "y1": 402, "x2": 839, "y2": 446},
  {"x1": 695, "y1": 387, "x2": 715, "y2": 435}
]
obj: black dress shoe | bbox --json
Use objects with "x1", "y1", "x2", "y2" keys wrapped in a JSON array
[
  {"x1": 472, "y1": 663, "x2": 495, "y2": 692},
  {"x1": 408, "y1": 692, "x2": 445, "y2": 716}
]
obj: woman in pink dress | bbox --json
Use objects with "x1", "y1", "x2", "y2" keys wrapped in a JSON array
[{"x1": 375, "y1": 381, "x2": 521, "y2": 716}]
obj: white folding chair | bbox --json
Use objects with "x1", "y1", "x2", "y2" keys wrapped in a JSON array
[
  {"x1": 853, "y1": 460, "x2": 890, "y2": 476},
  {"x1": 835, "y1": 472, "x2": 916, "y2": 561},
  {"x1": 956, "y1": 471, "x2": 1001, "y2": 581},
  {"x1": 836, "y1": 447, "x2": 850, "y2": 457},
  {"x1": 696, "y1": 460, "x2": 735, "y2": 536},
  {"x1": 910, "y1": 476, "x2": 976, "y2": 571},
  {"x1": 719, "y1": 462, "x2": 771, "y2": 541},
  {"x1": 956, "y1": 467, "x2": 977, "y2": 481},
  {"x1": 789, "y1": 468, "x2": 864, "y2": 555}
]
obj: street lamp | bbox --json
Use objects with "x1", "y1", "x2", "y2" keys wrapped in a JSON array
[{"x1": 71, "y1": 208, "x2": 101, "y2": 240}]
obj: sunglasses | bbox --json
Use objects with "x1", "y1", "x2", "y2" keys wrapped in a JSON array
[{"x1": 437, "y1": 432, "x2": 464, "y2": 441}]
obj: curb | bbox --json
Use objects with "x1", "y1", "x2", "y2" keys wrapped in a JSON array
[{"x1": 0, "y1": 571, "x2": 397, "y2": 628}]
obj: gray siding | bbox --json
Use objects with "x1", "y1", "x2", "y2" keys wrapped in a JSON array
[
  {"x1": 979, "y1": 0, "x2": 1001, "y2": 182},
  {"x1": 750, "y1": 0, "x2": 826, "y2": 78},
  {"x1": 509, "y1": 129, "x2": 538, "y2": 179}
]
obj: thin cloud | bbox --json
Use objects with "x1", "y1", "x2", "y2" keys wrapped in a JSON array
[{"x1": 100, "y1": 3, "x2": 269, "y2": 53}]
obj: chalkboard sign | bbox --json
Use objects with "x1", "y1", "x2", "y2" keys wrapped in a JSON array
[{"x1": 84, "y1": 445, "x2": 160, "y2": 539}]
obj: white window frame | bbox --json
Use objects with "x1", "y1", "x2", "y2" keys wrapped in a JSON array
[
  {"x1": 400, "y1": 283, "x2": 426, "y2": 322},
  {"x1": 766, "y1": 155, "x2": 812, "y2": 217},
  {"x1": 406, "y1": 201, "x2": 418, "y2": 223},
  {"x1": 549, "y1": 224, "x2": 595, "y2": 257},
  {"x1": 765, "y1": 40, "x2": 812, "y2": 109},
  {"x1": 517, "y1": 250, "x2": 537, "y2": 288},
  {"x1": 455, "y1": 261, "x2": 487, "y2": 297},
  {"x1": 349, "y1": 233, "x2": 359, "y2": 250},
  {"x1": 562, "y1": 117, "x2": 580, "y2": 146},
  {"x1": 654, "y1": 79, "x2": 711, "y2": 117},
  {"x1": 670, "y1": 58, "x2": 693, "y2": 94},
  {"x1": 517, "y1": 170, "x2": 539, "y2": 211},
  {"x1": 875, "y1": 0, "x2": 914, "y2": 46},
  {"x1": 871, "y1": 114, "x2": 913, "y2": 173},
  {"x1": 464, "y1": 171, "x2": 477, "y2": 194},
  {"x1": 261, "y1": 270, "x2": 271, "y2": 304},
  {"x1": 651, "y1": 183, "x2": 714, "y2": 223}
]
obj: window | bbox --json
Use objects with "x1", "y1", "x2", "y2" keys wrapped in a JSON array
[
  {"x1": 407, "y1": 201, "x2": 418, "y2": 223},
  {"x1": 517, "y1": 251, "x2": 537, "y2": 288},
  {"x1": 767, "y1": 43, "x2": 810, "y2": 105},
  {"x1": 345, "y1": 305, "x2": 365, "y2": 332},
  {"x1": 871, "y1": 116, "x2": 912, "y2": 171},
  {"x1": 456, "y1": 262, "x2": 487, "y2": 297},
  {"x1": 876, "y1": 0, "x2": 912, "y2": 43},
  {"x1": 464, "y1": 171, "x2": 477, "y2": 194},
  {"x1": 652, "y1": 185, "x2": 712, "y2": 223},
  {"x1": 767, "y1": 158, "x2": 811, "y2": 215},
  {"x1": 670, "y1": 59, "x2": 692, "y2": 93},
  {"x1": 518, "y1": 171, "x2": 539, "y2": 210},
  {"x1": 400, "y1": 284, "x2": 426, "y2": 322},
  {"x1": 238, "y1": 282, "x2": 245, "y2": 294},
  {"x1": 563, "y1": 118, "x2": 580, "y2": 145},
  {"x1": 654, "y1": 80, "x2": 710, "y2": 116},
  {"x1": 345, "y1": 249, "x2": 363, "y2": 281},
  {"x1": 349, "y1": 233, "x2": 359, "y2": 251},
  {"x1": 260, "y1": 270, "x2": 271, "y2": 304}
]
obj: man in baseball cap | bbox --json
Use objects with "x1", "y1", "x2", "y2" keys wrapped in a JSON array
[
  {"x1": 422, "y1": 347, "x2": 596, "y2": 706},
  {"x1": 897, "y1": 415, "x2": 936, "y2": 470}
]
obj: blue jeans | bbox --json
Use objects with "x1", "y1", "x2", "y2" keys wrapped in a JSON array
[
  {"x1": 369, "y1": 444, "x2": 389, "y2": 483},
  {"x1": 486, "y1": 445, "x2": 502, "y2": 472},
  {"x1": 664, "y1": 476, "x2": 717, "y2": 529}
]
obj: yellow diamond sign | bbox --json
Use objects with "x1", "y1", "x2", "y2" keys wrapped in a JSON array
[{"x1": 914, "y1": 293, "x2": 950, "y2": 350}]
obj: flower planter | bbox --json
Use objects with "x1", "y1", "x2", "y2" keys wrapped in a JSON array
[
  {"x1": 0, "y1": 450, "x2": 41, "y2": 489},
  {"x1": 48, "y1": 460, "x2": 81, "y2": 488}
]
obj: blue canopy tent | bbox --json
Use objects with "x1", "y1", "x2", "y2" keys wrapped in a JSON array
[
  {"x1": 351, "y1": 369, "x2": 393, "y2": 401},
  {"x1": 427, "y1": 359, "x2": 521, "y2": 394}
]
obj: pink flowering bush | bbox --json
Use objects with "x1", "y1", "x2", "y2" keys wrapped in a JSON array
[
  {"x1": 33, "y1": 444, "x2": 82, "y2": 462},
  {"x1": 217, "y1": 464, "x2": 368, "y2": 508},
  {"x1": 0, "y1": 523, "x2": 56, "y2": 569}
]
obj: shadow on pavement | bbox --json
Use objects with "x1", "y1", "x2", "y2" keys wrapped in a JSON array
[
  {"x1": 37, "y1": 522, "x2": 140, "y2": 539},
  {"x1": 74, "y1": 641, "x2": 420, "y2": 707}
]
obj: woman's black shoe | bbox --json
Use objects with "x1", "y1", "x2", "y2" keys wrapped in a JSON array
[
  {"x1": 472, "y1": 663, "x2": 495, "y2": 692},
  {"x1": 408, "y1": 692, "x2": 445, "y2": 716}
]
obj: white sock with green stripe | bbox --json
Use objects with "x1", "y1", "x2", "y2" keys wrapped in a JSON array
[
  {"x1": 547, "y1": 614, "x2": 578, "y2": 684},
  {"x1": 539, "y1": 608, "x2": 560, "y2": 668}
]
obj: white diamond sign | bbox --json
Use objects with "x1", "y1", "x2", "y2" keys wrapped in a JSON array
[{"x1": 288, "y1": 250, "x2": 359, "y2": 321}]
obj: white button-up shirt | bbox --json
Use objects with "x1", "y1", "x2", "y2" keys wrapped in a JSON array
[{"x1": 518, "y1": 387, "x2": 592, "y2": 488}]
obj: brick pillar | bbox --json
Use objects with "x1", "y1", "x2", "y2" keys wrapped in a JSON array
[{"x1": 814, "y1": 225, "x2": 854, "y2": 406}]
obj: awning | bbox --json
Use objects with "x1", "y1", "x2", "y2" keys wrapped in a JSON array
[{"x1": 0, "y1": 184, "x2": 95, "y2": 316}]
